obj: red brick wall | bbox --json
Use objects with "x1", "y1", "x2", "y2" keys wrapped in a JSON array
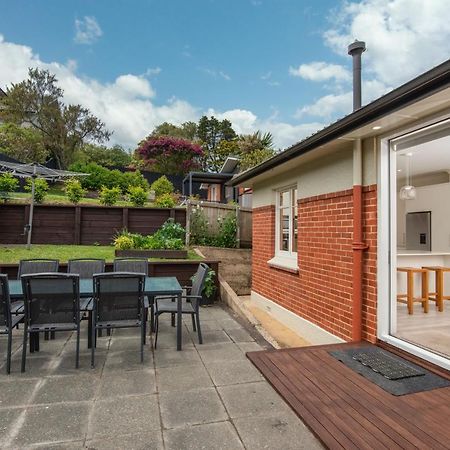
[{"x1": 252, "y1": 185, "x2": 377, "y2": 342}]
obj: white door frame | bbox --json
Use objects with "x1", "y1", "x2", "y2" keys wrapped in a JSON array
[{"x1": 377, "y1": 115, "x2": 450, "y2": 371}]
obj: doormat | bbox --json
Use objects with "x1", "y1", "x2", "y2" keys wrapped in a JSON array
[{"x1": 329, "y1": 346, "x2": 450, "y2": 396}]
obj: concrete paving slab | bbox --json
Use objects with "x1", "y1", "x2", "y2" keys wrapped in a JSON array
[
  {"x1": 205, "y1": 360, "x2": 264, "y2": 387},
  {"x1": 154, "y1": 328, "x2": 194, "y2": 350},
  {"x1": 86, "y1": 431, "x2": 164, "y2": 450},
  {"x1": 236, "y1": 342, "x2": 265, "y2": 354},
  {"x1": 104, "y1": 350, "x2": 153, "y2": 371},
  {"x1": 32, "y1": 375, "x2": 99, "y2": 404},
  {"x1": 225, "y1": 328, "x2": 255, "y2": 343},
  {"x1": 29, "y1": 440, "x2": 86, "y2": 449},
  {"x1": 159, "y1": 387, "x2": 227, "y2": 429},
  {"x1": 164, "y1": 421, "x2": 244, "y2": 450},
  {"x1": 0, "y1": 407, "x2": 25, "y2": 447},
  {"x1": 7, "y1": 356, "x2": 54, "y2": 378},
  {"x1": 108, "y1": 337, "x2": 147, "y2": 352},
  {"x1": 218, "y1": 381, "x2": 292, "y2": 419},
  {"x1": 217, "y1": 318, "x2": 245, "y2": 331},
  {"x1": 156, "y1": 364, "x2": 213, "y2": 392},
  {"x1": 193, "y1": 330, "x2": 232, "y2": 346},
  {"x1": 233, "y1": 413, "x2": 324, "y2": 450},
  {"x1": 98, "y1": 368, "x2": 156, "y2": 398},
  {"x1": 89, "y1": 394, "x2": 160, "y2": 439},
  {"x1": 154, "y1": 348, "x2": 202, "y2": 369},
  {"x1": 198, "y1": 343, "x2": 247, "y2": 364},
  {"x1": 53, "y1": 353, "x2": 106, "y2": 375},
  {"x1": 0, "y1": 379, "x2": 39, "y2": 408},
  {"x1": 184, "y1": 319, "x2": 223, "y2": 333},
  {"x1": 12, "y1": 403, "x2": 90, "y2": 447}
]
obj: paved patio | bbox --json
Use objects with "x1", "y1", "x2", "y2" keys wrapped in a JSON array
[{"x1": 0, "y1": 304, "x2": 321, "y2": 449}]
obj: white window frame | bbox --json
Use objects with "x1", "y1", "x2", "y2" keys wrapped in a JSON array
[{"x1": 275, "y1": 186, "x2": 298, "y2": 257}]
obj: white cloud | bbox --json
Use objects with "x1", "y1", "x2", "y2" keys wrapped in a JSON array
[
  {"x1": 200, "y1": 67, "x2": 231, "y2": 81},
  {"x1": 145, "y1": 67, "x2": 161, "y2": 77},
  {"x1": 294, "y1": 0, "x2": 450, "y2": 120},
  {"x1": 0, "y1": 35, "x2": 197, "y2": 149},
  {"x1": 289, "y1": 62, "x2": 351, "y2": 82},
  {"x1": 0, "y1": 35, "x2": 325, "y2": 152},
  {"x1": 74, "y1": 16, "x2": 102, "y2": 45}
]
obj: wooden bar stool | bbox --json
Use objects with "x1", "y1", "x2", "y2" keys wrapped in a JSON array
[
  {"x1": 397, "y1": 267, "x2": 429, "y2": 315},
  {"x1": 422, "y1": 266, "x2": 450, "y2": 312}
]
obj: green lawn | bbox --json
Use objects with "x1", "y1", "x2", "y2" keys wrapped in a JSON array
[{"x1": 0, "y1": 245, "x2": 202, "y2": 264}]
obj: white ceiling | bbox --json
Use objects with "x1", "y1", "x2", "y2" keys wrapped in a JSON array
[{"x1": 396, "y1": 134, "x2": 450, "y2": 177}]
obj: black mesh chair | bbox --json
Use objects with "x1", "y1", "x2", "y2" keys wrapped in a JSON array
[
  {"x1": 0, "y1": 275, "x2": 24, "y2": 374},
  {"x1": 91, "y1": 272, "x2": 146, "y2": 368},
  {"x1": 154, "y1": 263, "x2": 209, "y2": 348},
  {"x1": 113, "y1": 258, "x2": 149, "y2": 335},
  {"x1": 113, "y1": 258, "x2": 148, "y2": 275},
  {"x1": 18, "y1": 259, "x2": 59, "y2": 278},
  {"x1": 21, "y1": 273, "x2": 81, "y2": 372},
  {"x1": 12, "y1": 259, "x2": 59, "y2": 317},
  {"x1": 67, "y1": 259, "x2": 105, "y2": 278}
]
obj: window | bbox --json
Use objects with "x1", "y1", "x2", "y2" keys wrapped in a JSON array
[{"x1": 276, "y1": 187, "x2": 298, "y2": 256}]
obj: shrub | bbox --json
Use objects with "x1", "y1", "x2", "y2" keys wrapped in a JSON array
[
  {"x1": 216, "y1": 212, "x2": 237, "y2": 248},
  {"x1": 189, "y1": 206, "x2": 213, "y2": 246},
  {"x1": 99, "y1": 186, "x2": 121, "y2": 206},
  {"x1": 114, "y1": 234, "x2": 135, "y2": 250},
  {"x1": 191, "y1": 268, "x2": 216, "y2": 298},
  {"x1": 25, "y1": 178, "x2": 49, "y2": 204},
  {"x1": 64, "y1": 178, "x2": 86, "y2": 204},
  {"x1": 155, "y1": 218, "x2": 186, "y2": 241},
  {"x1": 154, "y1": 193, "x2": 176, "y2": 208},
  {"x1": 150, "y1": 175, "x2": 174, "y2": 198},
  {"x1": 120, "y1": 170, "x2": 148, "y2": 193},
  {"x1": 0, "y1": 173, "x2": 19, "y2": 202},
  {"x1": 128, "y1": 185, "x2": 147, "y2": 207}
]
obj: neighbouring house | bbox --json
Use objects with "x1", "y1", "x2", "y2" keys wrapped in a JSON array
[
  {"x1": 230, "y1": 57, "x2": 450, "y2": 370},
  {"x1": 183, "y1": 157, "x2": 252, "y2": 207}
]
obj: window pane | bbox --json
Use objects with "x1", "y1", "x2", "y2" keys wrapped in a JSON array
[
  {"x1": 292, "y1": 188, "x2": 297, "y2": 206},
  {"x1": 292, "y1": 204, "x2": 298, "y2": 252},
  {"x1": 280, "y1": 207, "x2": 290, "y2": 251},
  {"x1": 280, "y1": 190, "x2": 290, "y2": 208}
]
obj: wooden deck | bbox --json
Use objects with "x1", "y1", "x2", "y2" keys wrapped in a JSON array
[{"x1": 247, "y1": 343, "x2": 450, "y2": 450}]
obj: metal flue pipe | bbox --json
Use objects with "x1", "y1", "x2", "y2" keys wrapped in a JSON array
[{"x1": 348, "y1": 40, "x2": 366, "y2": 111}]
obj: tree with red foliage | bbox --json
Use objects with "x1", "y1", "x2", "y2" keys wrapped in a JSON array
[{"x1": 137, "y1": 136, "x2": 204, "y2": 175}]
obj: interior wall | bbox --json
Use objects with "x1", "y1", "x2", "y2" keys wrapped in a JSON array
[{"x1": 403, "y1": 182, "x2": 450, "y2": 252}]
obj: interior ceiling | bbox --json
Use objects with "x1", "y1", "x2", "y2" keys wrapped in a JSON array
[{"x1": 396, "y1": 133, "x2": 450, "y2": 177}]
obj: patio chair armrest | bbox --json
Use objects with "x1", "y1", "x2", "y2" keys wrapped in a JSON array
[
  {"x1": 143, "y1": 297, "x2": 150, "y2": 309},
  {"x1": 182, "y1": 295, "x2": 203, "y2": 300}
]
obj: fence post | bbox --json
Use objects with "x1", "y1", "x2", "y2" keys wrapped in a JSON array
[
  {"x1": 122, "y1": 208, "x2": 129, "y2": 230},
  {"x1": 185, "y1": 200, "x2": 191, "y2": 247},
  {"x1": 235, "y1": 206, "x2": 240, "y2": 248},
  {"x1": 74, "y1": 206, "x2": 81, "y2": 244}
]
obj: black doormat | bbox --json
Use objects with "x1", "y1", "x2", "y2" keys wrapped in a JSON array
[{"x1": 329, "y1": 346, "x2": 450, "y2": 396}]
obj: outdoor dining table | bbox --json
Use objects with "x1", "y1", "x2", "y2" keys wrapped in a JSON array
[{"x1": 8, "y1": 276, "x2": 185, "y2": 350}]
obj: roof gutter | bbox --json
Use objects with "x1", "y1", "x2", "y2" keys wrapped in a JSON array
[{"x1": 230, "y1": 59, "x2": 450, "y2": 186}]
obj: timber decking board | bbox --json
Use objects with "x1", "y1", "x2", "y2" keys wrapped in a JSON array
[{"x1": 247, "y1": 343, "x2": 450, "y2": 450}]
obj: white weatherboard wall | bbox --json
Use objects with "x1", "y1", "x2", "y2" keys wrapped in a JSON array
[{"x1": 404, "y1": 182, "x2": 450, "y2": 252}]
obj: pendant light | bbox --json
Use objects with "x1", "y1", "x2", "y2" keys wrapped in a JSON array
[{"x1": 399, "y1": 153, "x2": 416, "y2": 200}]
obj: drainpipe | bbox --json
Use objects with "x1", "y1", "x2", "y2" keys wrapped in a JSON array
[{"x1": 349, "y1": 40, "x2": 368, "y2": 342}]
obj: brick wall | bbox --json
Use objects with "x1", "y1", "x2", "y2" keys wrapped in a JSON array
[{"x1": 252, "y1": 185, "x2": 377, "y2": 342}]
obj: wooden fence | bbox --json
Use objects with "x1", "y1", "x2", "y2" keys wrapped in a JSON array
[
  {"x1": 186, "y1": 200, "x2": 252, "y2": 248},
  {"x1": 0, "y1": 204, "x2": 186, "y2": 245}
]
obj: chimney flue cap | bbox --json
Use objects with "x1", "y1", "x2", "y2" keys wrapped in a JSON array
[{"x1": 348, "y1": 40, "x2": 366, "y2": 56}]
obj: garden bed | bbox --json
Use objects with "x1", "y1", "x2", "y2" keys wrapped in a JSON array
[{"x1": 115, "y1": 249, "x2": 188, "y2": 259}]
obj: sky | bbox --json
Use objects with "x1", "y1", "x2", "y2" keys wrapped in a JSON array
[{"x1": 0, "y1": 0, "x2": 449, "y2": 151}]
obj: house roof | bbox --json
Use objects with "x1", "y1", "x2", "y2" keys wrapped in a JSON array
[
  {"x1": 0, "y1": 88, "x2": 6, "y2": 97},
  {"x1": 182, "y1": 172, "x2": 234, "y2": 185},
  {"x1": 230, "y1": 58, "x2": 450, "y2": 187}
]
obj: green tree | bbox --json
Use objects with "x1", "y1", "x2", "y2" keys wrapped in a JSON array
[
  {"x1": 197, "y1": 116, "x2": 237, "y2": 171},
  {"x1": 25, "y1": 178, "x2": 49, "y2": 203},
  {"x1": 0, "y1": 68, "x2": 111, "y2": 169},
  {"x1": 64, "y1": 178, "x2": 86, "y2": 204},
  {"x1": 0, "y1": 173, "x2": 19, "y2": 202},
  {"x1": 75, "y1": 143, "x2": 131, "y2": 167},
  {"x1": 150, "y1": 175, "x2": 174, "y2": 198},
  {"x1": 0, "y1": 123, "x2": 48, "y2": 163},
  {"x1": 237, "y1": 131, "x2": 276, "y2": 171},
  {"x1": 150, "y1": 121, "x2": 197, "y2": 141}
]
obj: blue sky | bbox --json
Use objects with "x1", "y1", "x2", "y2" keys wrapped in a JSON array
[{"x1": 0, "y1": 0, "x2": 449, "y2": 150}]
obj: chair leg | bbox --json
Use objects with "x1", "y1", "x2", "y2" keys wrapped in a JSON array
[
  {"x1": 50, "y1": 331, "x2": 55, "y2": 340},
  {"x1": 21, "y1": 326, "x2": 28, "y2": 373},
  {"x1": 143, "y1": 318, "x2": 147, "y2": 345},
  {"x1": 141, "y1": 321, "x2": 145, "y2": 363},
  {"x1": 191, "y1": 314, "x2": 197, "y2": 332},
  {"x1": 91, "y1": 320, "x2": 96, "y2": 369},
  {"x1": 6, "y1": 330, "x2": 12, "y2": 374},
  {"x1": 107, "y1": 328, "x2": 111, "y2": 336},
  {"x1": 75, "y1": 326, "x2": 80, "y2": 369},
  {"x1": 44, "y1": 331, "x2": 49, "y2": 341},
  {"x1": 150, "y1": 302, "x2": 155, "y2": 333},
  {"x1": 154, "y1": 314, "x2": 159, "y2": 349},
  {"x1": 171, "y1": 313, "x2": 175, "y2": 327},
  {"x1": 196, "y1": 311, "x2": 202, "y2": 345}
]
